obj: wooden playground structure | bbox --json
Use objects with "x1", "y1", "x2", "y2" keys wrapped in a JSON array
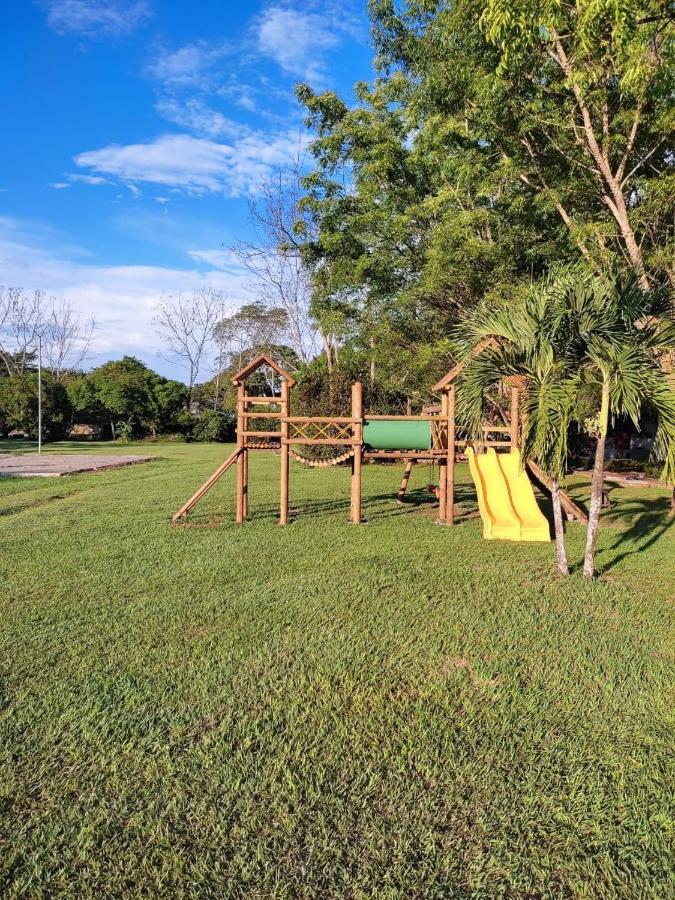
[{"x1": 172, "y1": 353, "x2": 587, "y2": 527}]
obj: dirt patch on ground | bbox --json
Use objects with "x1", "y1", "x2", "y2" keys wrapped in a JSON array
[{"x1": 0, "y1": 453, "x2": 153, "y2": 477}]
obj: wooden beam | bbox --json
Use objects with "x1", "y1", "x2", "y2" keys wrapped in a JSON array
[
  {"x1": 279, "y1": 380, "x2": 290, "y2": 525},
  {"x1": 510, "y1": 387, "x2": 519, "y2": 449},
  {"x1": 365, "y1": 414, "x2": 447, "y2": 422},
  {"x1": 351, "y1": 382, "x2": 363, "y2": 524},
  {"x1": 447, "y1": 385, "x2": 456, "y2": 525},
  {"x1": 284, "y1": 438, "x2": 354, "y2": 446},
  {"x1": 438, "y1": 392, "x2": 448, "y2": 522},
  {"x1": 363, "y1": 450, "x2": 446, "y2": 459},
  {"x1": 526, "y1": 459, "x2": 589, "y2": 524},
  {"x1": 236, "y1": 383, "x2": 245, "y2": 524},
  {"x1": 242, "y1": 448, "x2": 248, "y2": 519},
  {"x1": 397, "y1": 459, "x2": 414, "y2": 503},
  {"x1": 231, "y1": 353, "x2": 296, "y2": 387},
  {"x1": 172, "y1": 448, "x2": 242, "y2": 522},
  {"x1": 241, "y1": 430, "x2": 281, "y2": 438},
  {"x1": 284, "y1": 416, "x2": 357, "y2": 424},
  {"x1": 431, "y1": 337, "x2": 499, "y2": 392}
]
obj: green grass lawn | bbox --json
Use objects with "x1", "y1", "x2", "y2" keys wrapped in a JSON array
[{"x1": 1, "y1": 441, "x2": 673, "y2": 898}]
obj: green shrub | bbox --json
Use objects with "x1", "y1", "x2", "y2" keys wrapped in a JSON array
[
  {"x1": 191, "y1": 410, "x2": 236, "y2": 442},
  {"x1": 115, "y1": 418, "x2": 136, "y2": 442}
]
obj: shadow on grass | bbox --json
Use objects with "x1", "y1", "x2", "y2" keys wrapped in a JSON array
[
  {"x1": 0, "y1": 494, "x2": 67, "y2": 518},
  {"x1": 0, "y1": 440, "x2": 97, "y2": 455},
  {"x1": 595, "y1": 496, "x2": 674, "y2": 573},
  {"x1": 178, "y1": 482, "x2": 481, "y2": 528}
]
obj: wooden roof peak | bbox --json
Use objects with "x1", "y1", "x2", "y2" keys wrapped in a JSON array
[
  {"x1": 231, "y1": 353, "x2": 296, "y2": 387},
  {"x1": 432, "y1": 338, "x2": 499, "y2": 392}
]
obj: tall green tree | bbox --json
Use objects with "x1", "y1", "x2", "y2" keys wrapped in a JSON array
[
  {"x1": 77, "y1": 357, "x2": 188, "y2": 439},
  {"x1": 297, "y1": 72, "x2": 561, "y2": 394},
  {"x1": 371, "y1": 0, "x2": 674, "y2": 289},
  {"x1": 295, "y1": 1, "x2": 673, "y2": 392},
  {"x1": 0, "y1": 372, "x2": 71, "y2": 440}
]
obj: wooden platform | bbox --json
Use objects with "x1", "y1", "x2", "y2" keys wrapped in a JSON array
[{"x1": 0, "y1": 454, "x2": 153, "y2": 478}]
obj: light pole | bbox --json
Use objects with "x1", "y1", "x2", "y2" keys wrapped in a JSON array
[{"x1": 37, "y1": 332, "x2": 42, "y2": 454}]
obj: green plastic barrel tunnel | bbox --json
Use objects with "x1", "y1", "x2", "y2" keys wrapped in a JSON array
[{"x1": 362, "y1": 419, "x2": 432, "y2": 451}]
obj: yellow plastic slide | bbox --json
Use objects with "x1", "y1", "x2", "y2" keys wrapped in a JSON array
[{"x1": 466, "y1": 447, "x2": 550, "y2": 542}]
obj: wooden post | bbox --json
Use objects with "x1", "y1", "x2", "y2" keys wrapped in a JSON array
[
  {"x1": 351, "y1": 382, "x2": 363, "y2": 524},
  {"x1": 447, "y1": 385, "x2": 456, "y2": 525},
  {"x1": 438, "y1": 392, "x2": 448, "y2": 522},
  {"x1": 279, "y1": 379, "x2": 290, "y2": 525},
  {"x1": 235, "y1": 383, "x2": 245, "y2": 524},
  {"x1": 510, "y1": 387, "x2": 519, "y2": 450},
  {"x1": 397, "y1": 459, "x2": 414, "y2": 503},
  {"x1": 242, "y1": 446, "x2": 249, "y2": 520}
]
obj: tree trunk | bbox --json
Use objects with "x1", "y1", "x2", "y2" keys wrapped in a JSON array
[
  {"x1": 369, "y1": 335, "x2": 376, "y2": 387},
  {"x1": 110, "y1": 418, "x2": 116, "y2": 441},
  {"x1": 550, "y1": 35, "x2": 650, "y2": 290},
  {"x1": 551, "y1": 476, "x2": 569, "y2": 575},
  {"x1": 604, "y1": 192, "x2": 649, "y2": 290},
  {"x1": 320, "y1": 330, "x2": 333, "y2": 375},
  {"x1": 213, "y1": 370, "x2": 221, "y2": 411},
  {"x1": 583, "y1": 380, "x2": 610, "y2": 578},
  {"x1": 188, "y1": 365, "x2": 196, "y2": 411}
]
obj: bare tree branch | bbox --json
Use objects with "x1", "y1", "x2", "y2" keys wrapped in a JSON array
[
  {"x1": 231, "y1": 157, "x2": 321, "y2": 365},
  {"x1": 154, "y1": 288, "x2": 227, "y2": 403},
  {"x1": 40, "y1": 299, "x2": 96, "y2": 381},
  {"x1": 0, "y1": 288, "x2": 95, "y2": 379}
]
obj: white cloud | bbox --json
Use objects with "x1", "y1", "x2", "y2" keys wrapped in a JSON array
[
  {"x1": 145, "y1": 40, "x2": 230, "y2": 89},
  {"x1": 69, "y1": 173, "x2": 110, "y2": 185},
  {"x1": 50, "y1": 172, "x2": 112, "y2": 191},
  {"x1": 256, "y1": 2, "x2": 366, "y2": 82},
  {"x1": 51, "y1": 173, "x2": 110, "y2": 189},
  {"x1": 0, "y1": 217, "x2": 248, "y2": 376},
  {"x1": 155, "y1": 98, "x2": 245, "y2": 140},
  {"x1": 219, "y1": 79, "x2": 258, "y2": 113},
  {"x1": 74, "y1": 130, "x2": 307, "y2": 196},
  {"x1": 42, "y1": 0, "x2": 151, "y2": 37},
  {"x1": 188, "y1": 249, "x2": 247, "y2": 271}
]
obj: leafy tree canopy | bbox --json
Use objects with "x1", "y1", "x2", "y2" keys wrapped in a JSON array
[{"x1": 295, "y1": 0, "x2": 674, "y2": 399}]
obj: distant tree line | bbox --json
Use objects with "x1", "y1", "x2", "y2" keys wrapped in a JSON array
[{"x1": 0, "y1": 284, "x2": 312, "y2": 443}]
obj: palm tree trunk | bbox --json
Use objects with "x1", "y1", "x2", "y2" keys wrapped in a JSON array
[
  {"x1": 583, "y1": 380, "x2": 610, "y2": 578},
  {"x1": 551, "y1": 476, "x2": 569, "y2": 575}
]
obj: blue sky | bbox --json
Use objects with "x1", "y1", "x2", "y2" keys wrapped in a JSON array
[{"x1": 1, "y1": 1, "x2": 372, "y2": 378}]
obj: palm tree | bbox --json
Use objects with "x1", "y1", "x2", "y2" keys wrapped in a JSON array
[
  {"x1": 559, "y1": 275, "x2": 675, "y2": 576},
  {"x1": 453, "y1": 286, "x2": 579, "y2": 575},
  {"x1": 453, "y1": 267, "x2": 675, "y2": 577}
]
